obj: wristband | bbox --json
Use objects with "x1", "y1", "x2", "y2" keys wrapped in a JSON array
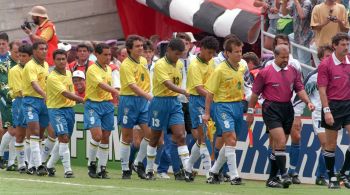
[
  {"x1": 247, "y1": 108, "x2": 255, "y2": 114},
  {"x1": 323, "y1": 107, "x2": 331, "y2": 113}
]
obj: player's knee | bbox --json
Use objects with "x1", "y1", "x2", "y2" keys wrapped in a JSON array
[
  {"x1": 326, "y1": 141, "x2": 337, "y2": 151},
  {"x1": 58, "y1": 135, "x2": 69, "y2": 143},
  {"x1": 291, "y1": 131, "x2": 301, "y2": 143},
  {"x1": 16, "y1": 134, "x2": 25, "y2": 143}
]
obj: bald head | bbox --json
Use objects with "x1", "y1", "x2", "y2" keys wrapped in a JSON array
[
  {"x1": 274, "y1": 44, "x2": 289, "y2": 56},
  {"x1": 274, "y1": 45, "x2": 289, "y2": 69}
]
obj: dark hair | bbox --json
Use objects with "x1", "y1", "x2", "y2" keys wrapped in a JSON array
[
  {"x1": 167, "y1": 38, "x2": 185, "y2": 52},
  {"x1": 9, "y1": 40, "x2": 21, "y2": 50},
  {"x1": 243, "y1": 52, "x2": 260, "y2": 67},
  {"x1": 125, "y1": 35, "x2": 144, "y2": 54},
  {"x1": 317, "y1": 45, "x2": 333, "y2": 59},
  {"x1": 0, "y1": 32, "x2": 9, "y2": 42},
  {"x1": 176, "y1": 32, "x2": 191, "y2": 42},
  {"x1": 332, "y1": 32, "x2": 350, "y2": 46},
  {"x1": 53, "y1": 49, "x2": 67, "y2": 59},
  {"x1": 32, "y1": 40, "x2": 47, "y2": 50},
  {"x1": 95, "y1": 43, "x2": 110, "y2": 54},
  {"x1": 224, "y1": 37, "x2": 243, "y2": 52},
  {"x1": 200, "y1": 36, "x2": 219, "y2": 51},
  {"x1": 273, "y1": 34, "x2": 290, "y2": 49},
  {"x1": 77, "y1": 43, "x2": 90, "y2": 51},
  {"x1": 18, "y1": 44, "x2": 33, "y2": 56},
  {"x1": 143, "y1": 40, "x2": 154, "y2": 51}
]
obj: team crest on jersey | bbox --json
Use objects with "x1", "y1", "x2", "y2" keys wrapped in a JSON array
[
  {"x1": 141, "y1": 73, "x2": 144, "y2": 81},
  {"x1": 237, "y1": 81, "x2": 241, "y2": 90},
  {"x1": 153, "y1": 111, "x2": 158, "y2": 118},
  {"x1": 124, "y1": 108, "x2": 129, "y2": 115},
  {"x1": 221, "y1": 112, "x2": 227, "y2": 120}
]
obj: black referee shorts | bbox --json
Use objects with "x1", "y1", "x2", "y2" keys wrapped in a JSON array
[
  {"x1": 321, "y1": 100, "x2": 350, "y2": 131},
  {"x1": 262, "y1": 100, "x2": 294, "y2": 135}
]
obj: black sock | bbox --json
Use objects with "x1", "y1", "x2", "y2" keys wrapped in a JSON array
[
  {"x1": 324, "y1": 150, "x2": 336, "y2": 179},
  {"x1": 340, "y1": 148, "x2": 350, "y2": 175},
  {"x1": 275, "y1": 150, "x2": 287, "y2": 176},
  {"x1": 269, "y1": 153, "x2": 278, "y2": 179}
]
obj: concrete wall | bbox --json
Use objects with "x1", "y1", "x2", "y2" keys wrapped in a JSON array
[{"x1": 0, "y1": 0, "x2": 124, "y2": 42}]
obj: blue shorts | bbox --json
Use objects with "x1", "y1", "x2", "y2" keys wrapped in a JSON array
[
  {"x1": 84, "y1": 100, "x2": 115, "y2": 131},
  {"x1": 148, "y1": 97, "x2": 184, "y2": 131},
  {"x1": 48, "y1": 108, "x2": 75, "y2": 136},
  {"x1": 212, "y1": 102, "x2": 243, "y2": 136},
  {"x1": 22, "y1": 96, "x2": 49, "y2": 128},
  {"x1": 189, "y1": 95, "x2": 205, "y2": 129},
  {"x1": 117, "y1": 96, "x2": 149, "y2": 129},
  {"x1": 12, "y1": 97, "x2": 26, "y2": 128}
]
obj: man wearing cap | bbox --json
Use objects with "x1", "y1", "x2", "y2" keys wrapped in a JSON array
[
  {"x1": 22, "y1": 5, "x2": 58, "y2": 67},
  {"x1": 72, "y1": 70, "x2": 86, "y2": 99}
]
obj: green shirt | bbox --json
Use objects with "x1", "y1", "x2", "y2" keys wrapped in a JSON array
[{"x1": 0, "y1": 56, "x2": 18, "y2": 104}]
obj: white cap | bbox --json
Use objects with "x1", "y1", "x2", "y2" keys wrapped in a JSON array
[
  {"x1": 58, "y1": 42, "x2": 72, "y2": 52},
  {"x1": 72, "y1": 70, "x2": 85, "y2": 80},
  {"x1": 185, "y1": 32, "x2": 196, "y2": 43}
]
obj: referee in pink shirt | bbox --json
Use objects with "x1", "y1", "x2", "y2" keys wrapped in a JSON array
[
  {"x1": 318, "y1": 32, "x2": 350, "y2": 189},
  {"x1": 247, "y1": 45, "x2": 314, "y2": 189}
]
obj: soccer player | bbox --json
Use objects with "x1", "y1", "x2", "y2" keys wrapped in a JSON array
[
  {"x1": 118, "y1": 35, "x2": 151, "y2": 179},
  {"x1": 203, "y1": 37, "x2": 246, "y2": 185},
  {"x1": 247, "y1": 45, "x2": 314, "y2": 188},
  {"x1": 45, "y1": 49, "x2": 84, "y2": 178},
  {"x1": 21, "y1": 40, "x2": 49, "y2": 176},
  {"x1": 9, "y1": 44, "x2": 33, "y2": 173},
  {"x1": 185, "y1": 36, "x2": 219, "y2": 180},
  {"x1": 317, "y1": 32, "x2": 350, "y2": 189},
  {"x1": 145, "y1": 38, "x2": 190, "y2": 180},
  {"x1": 85, "y1": 43, "x2": 119, "y2": 179}
]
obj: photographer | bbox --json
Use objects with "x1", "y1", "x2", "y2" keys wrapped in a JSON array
[{"x1": 22, "y1": 5, "x2": 58, "y2": 68}]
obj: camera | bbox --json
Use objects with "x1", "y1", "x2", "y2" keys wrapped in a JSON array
[
  {"x1": 328, "y1": 15, "x2": 337, "y2": 22},
  {"x1": 21, "y1": 19, "x2": 33, "y2": 30}
]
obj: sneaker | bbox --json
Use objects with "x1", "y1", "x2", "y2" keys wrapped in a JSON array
[
  {"x1": 328, "y1": 177, "x2": 341, "y2": 189},
  {"x1": 223, "y1": 173, "x2": 231, "y2": 182},
  {"x1": 266, "y1": 177, "x2": 283, "y2": 188},
  {"x1": 47, "y1": 167, "x2": 56, "y2": 177},
  {"x1": 315, "y1": 176, "x2": 328, "y2": 186},
  {"x1": 230, "y1": 177, "x2": 243, "y2": 185},
  {"x1": 18, "y1": 166, "x2": 27, "y2": 174},
  {"x1": 64, "y1": 171, "x2": 75, "y2": 178},
  {"x1": 184, "y1": 170, "x2": 194, "y2": 182},
  {"x1": 27, "y1": 167, "x2": 36, "y2": 175},
  {"x1": 88, "y1": 161, "x2": 98, "y2": 178},
  {"x1": 289, "y1": 173, "x2": 301, "y2": 184},
  {"x1": 122, "y1": 170, "x2": 132, "y2": 179},
  {"x1": 157, "y1": 172, "x2": 170, "y2": 179},
  {"x1": 281, "y1": 175, "x2": 292, "y2": 189},
  {"x1": 218, "y1": 172, "x2": 224, "y2": 182},
  {"x1": 174, "y1": 170, "x2": 185, "y2": 180},
  {"x1": 36, "y1": 165, "x2": 48, "y2": 176},
  {"x1": 0, "y1": 157, "x2": 5, "y2": 169},
  {"x1": 339, "y1": 174, "x2": 350, "y2": 189},
  {"x1": 97, "y1": 166, "x2": 110, "y2": 179},
  {"x1": 131, "y1": 162, "x2": 146, "y2": 179},
  {"x1": 146, "y1": 171, "x2": 156, "y2": 180},
  {"x1": 6, "y1": 164, "x2": 17, "y2": 171},
  {"x1": 206, "y1": 172, "x2": 221, "y2": 184}
]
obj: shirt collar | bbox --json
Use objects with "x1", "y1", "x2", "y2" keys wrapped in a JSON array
[
  {"x1": 272, "y1": 61, "x2": 288, "y2": 72},
  {"x1": 332, "y1": 52, "x2": 350, "y2": 65}
]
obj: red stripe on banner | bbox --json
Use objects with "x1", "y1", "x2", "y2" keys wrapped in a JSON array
[{"x1": 207, "y1": 0, "x2": 261, "y2": 15}]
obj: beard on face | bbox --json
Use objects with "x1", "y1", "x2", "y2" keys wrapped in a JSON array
[{"x1": 33, "y1": 16, "x2": 40, "y2": 25}]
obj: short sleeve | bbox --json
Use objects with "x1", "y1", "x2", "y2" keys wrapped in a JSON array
[
  {"x1": 204, "y1": 69, "x2": 220, "y2": 94},
  {"x1": 155, "y1": 63, "x2": 171, "y2": 84},
  {"x1": 310, "y1": 5, "x2": 320, "y2": 27},
  {"x1": 252, "y1": 71, "x2": 265, "y2": 95},
  {"x1": 188, "y1": 64, "x2": 203, "y2": 87},
  {"x1": 293, "y1": 68, "x2": 304, "y2": 93},
  {"x1": 87, "y1": 68, "x2": 103, "y2": 87},
  {"x1": 40, "y1": 27, "x2": 54, "y2": 42},
  {"x1": 317, "y1": 62, "x2": 329, "y2": 87},
  {"x1": 120, "y1": 62, "x2": 136, "y2": 85},
  {"x1": 27, "y1": 65, "x2": 38, "y2": 83},
  {"x1": 48, "y1": 76, "x2": 66, "y2": 94}
]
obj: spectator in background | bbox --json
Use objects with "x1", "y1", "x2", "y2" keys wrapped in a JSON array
[
  {"x1": 68, "y1": 43, "x2": 94, "y2": 73},
  {"x1": 0, "y1": 32, "x2": 10, "y2": 64},
  {"x1": 311, "y1": 0, "x2": 349, "y2": 65},
  {"x1": 242, "y1": 52, "x2": 261, "y2": 81},
  {"x1": 282, "y1": 0, "x2": 314, "y2": 66},
  {"x1": 143, "y1": 40, "x2": 155, "y2": 70},
  {"x1": 116, "y1": 46, "x2": 128, "y2": 66},
  {"x1": 72, "y1": 70, "x2": 86, "y2": 99}
]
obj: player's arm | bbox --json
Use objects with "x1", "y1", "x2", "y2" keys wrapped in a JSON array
[
  {"x1": 195, "y1": 85, "x2": 208, "y2": 97},
  {"x1": 203, "y1": 92, "x2": 213, "y2": 125},
  {"x1": 129, "y1": 84, "x2": 152, "y2": 100},
  {"x1": 296, "y1": 90, "x2": 314, "y2": 110},
  {"x1": 98, "y1": 82, "x2": 119, "y2": 96},
  {"x1": 62, "y1": 91, "x2": 84, "y2": 103},
  {"x1": 31, "y1": 81, "x2": 46, "y2": 99},
  {"x1": 163, "y1": 80, "x2": 189, "y2": 97}
]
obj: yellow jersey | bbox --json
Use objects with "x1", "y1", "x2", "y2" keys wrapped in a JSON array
[
  {"x1": 85, "y1": 63, "x2": 113, "y2": 101},
  {"x1": 187, "y1": 56, "x2": 214, "y2": 95},
  {"x1": 8, "y1": 64, "x2": 24, "y2": 99},
  {"x1": 46, "y1": 70, "x2": 75, "y2": 108},
  {"x1": 120, "y1": 56, "x2": 150, "y2": 95},
  {"x1": 205, "y1": 60, "x2": 246, "y2": 102},
  {"x1": 152, "y1": 56, "x2": 183, "y2": 97},
  {"x1": 22, "y1": 58, "x2": 49, "y2": 98}
]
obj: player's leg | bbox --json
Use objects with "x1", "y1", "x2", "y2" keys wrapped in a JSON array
[
  {"x1": 146, "y1": 129, "x2": 162, "y2": 180},
  {"x1": 313, "y1": 118, "x2": 328, "y2": 186},
  {"x1": 119, "y1": 126, "x2": 133, "y2": 178},
  {"x1": 288, "y1": 116, "x2": 302, "y2": 184},
  {"x1": 41, "y1": 124, "x2": 57, "y2": 164},
  {"x1": 0, "y1": 103, "x2": 16, "y2": 169},
  {"x1": 132, "y1": 123, "x2": 149, "y2": 179},
  {"x1": 338, "y1": 124, "x2": 350, "y2": 188},
  {"x1": 2, "y1": 126, "x2": 16, "y2": 170},
  {"x1": 324, "y1": 129, "x2": 339, "y2": 188}
]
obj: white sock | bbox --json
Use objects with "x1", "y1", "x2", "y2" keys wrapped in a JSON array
[
  {"x1": 8, "y1": 137, "x2": 16, "y2": 166},
  {"x1": 30, "y1": 136, "x2": 42, "y2": 168},
  {"x1": 225, "y1": 146, "x2": 239, "y2": 179},
  {"x1": 200, "y1": 144, "x2": 211, "y2": 178},
  {"x1": 41, "y1": 136, "x2": 56, "y2": 163},
  {"x1": 88, "y1": 139, "x2": 100, "y2": 165},
  {"x1": 120, "y1": 141, "x2": 130, "y2": 171},
  {"x1": 186, "y1": 142, "x2": 200, "y2": 172},
  {"x1": 0, "y1": 131, "x2": 13, "y2": 156},
  {"x1": 178, "y1": 145, "x2": 190, "y2": 170},
  {"x1": 146, "y1": 145, "x2": 157, "y2": 172},
  {"x1": 59, "y1": 142, "x2": 72, "y2": 173},
  {"x1": 97, "y1": 143, "x2": 109, "y2": 173},
  {"x1": 210, "y1": 146, "x2": 226, "y2": 174},
  {"x1": 25, "y1": 139, "x2": 31, "y2": 164},
  {"x1": 47, "y1": 141, "x2": 59, "y2": 169},
  {"x1": 134, "y1": 138, "x2": 149, "y2": 165},
  {"x1": 15, "y1": 142, "x2": 26, "y2": 168}
]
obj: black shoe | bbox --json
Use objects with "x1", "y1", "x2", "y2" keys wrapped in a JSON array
[
  {"x1": 27, "y1": 167, "x2": 36, "y2": 175},
  {"x1": 64, "y1": 171, "x2": 75, "y2": 178},
  {"x1": 122, "y1": 170, "x2": 132, "y2": 179},
  {"x1": 36, "y1": 165, "x2": 48, "y2": 176},
  {"x1": 184, "y1": 170, "x2": 194, "y2": 182},
  {"x1": 281, "y1": 175, "x2": 292, "y2": 189},
  {"x1": 88, "y1": 161, "x2": 98, "y2": 178},
  {"x1": 231, "y1": 177, "x2": 243, "y2": 185},
  {"x1": 174, "y1": 170, "x2": 185, "y2": 180},
  {"x1": 289, "y1": 173, "x2": 301, "y2": 184},
  {"x1": 146, "y1": 171, "x2": 156, "y2": 180},
  {"x1": 6, "y1": 164, "x2": 17, "y2": 171},
  {"x1": 206, "y1": 172, "x2": 221, "y2": 184},
  {"x1": 18, "y1": 166, "x2": 27, "y2": 174},
  {"x1": 0, "y1": 157, "x2": 5, "y2": 169},
  {"x1": 223, "y1": 173, "x2": 231, "y2": 182},
  {"x1": 47, "y1": 167, "x2": 56, "y2": 177},
  {"x1": 218, "y1": 172, "x2": 224, "y2": 182},
  {"x1": 97, "y1": 166, "x2": 110, "y2": 179},
  {"x1": 266, "y1": 177, "x2": 283, "y2": 188},
  {"x1": 340, "y1": 174, "x2": 350, "y2": 189},
  {"x1": 328, "y1": 177, "x2": 341, "y2": 189},
  {"x1": 315, "y1": 176, "x2": 328, "y2": 186},
  {"x1": 131, "y1": 162, "x2": 146, "y2": 179}
]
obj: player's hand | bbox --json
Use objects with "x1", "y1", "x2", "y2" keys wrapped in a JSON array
[
  {"x1": 23, "y1": 27, "x2": 32, "y2": 35},
  {"x1": 202, "y1": 113, "x2": 210, "y2": 125},
  {"x1": 325, "y1": 112, "x2": 334, "y2": 126},
  {"x1": 146, "y1": 94, "x2": 153, "y2": 101},
  {"x1": 246, "y1": 113, "x2": 255, "y2": 128},
  {"x1": 307, "y1": 102, "x2": 315, "y2": 111}
]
